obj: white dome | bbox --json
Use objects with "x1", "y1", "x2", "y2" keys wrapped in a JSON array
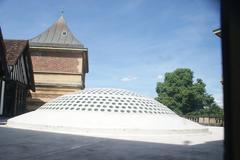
[
  {"x1": 7, "y1": 88, "x2": 208, "y2": 135},
  {"x1": 39, "y1": 88, "x2": 175, "y2": 115}
]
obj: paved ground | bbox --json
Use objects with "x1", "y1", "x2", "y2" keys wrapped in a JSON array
[{"x1": 0, "y1": 126, "x2": 223, "y2": 160}]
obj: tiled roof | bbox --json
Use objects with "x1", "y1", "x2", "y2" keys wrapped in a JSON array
[
  {"x1": 30, "y1": 16, "x2": 84, "y2": 49},
  {"x1": 4, "y1": 40, "x2": 28, "y2": 65}
]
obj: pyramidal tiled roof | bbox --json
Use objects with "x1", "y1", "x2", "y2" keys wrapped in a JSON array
[{"x1": 30, "y1": 16, "x2": 84, "y2": 49}]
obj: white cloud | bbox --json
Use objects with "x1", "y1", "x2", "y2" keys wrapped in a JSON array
[
  {"x1": 213, "y1": 93, "x2": 223, "y2": 108},
  {"x1": 40, "y1": 22, "x2": 49, "y2": 29},
  {"x1": 157, "y1": 74, "x2": 164, "y2": 81},
  {"x1": 117, "y1": 0, "x2": 145, "y2": 15},
  {"x1": 120, "y1": 76, "x2": 138, "y2": 82}
]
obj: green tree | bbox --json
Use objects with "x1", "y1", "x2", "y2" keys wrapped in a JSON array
[
  {"x1": 186, "y1": 106, "x2": 224, "y2": 118},
  {"x1": 156, "y1": 68, "x2": 221, "y2": 115}
]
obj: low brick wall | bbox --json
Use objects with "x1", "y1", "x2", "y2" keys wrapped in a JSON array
[{"x1": 185, "y1": 116, "x2": 224, "y2": 126}]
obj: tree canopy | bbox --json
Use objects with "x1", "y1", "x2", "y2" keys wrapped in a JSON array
[{"x1": 156, "y1": 68, "x2": 223, "y2": 116}]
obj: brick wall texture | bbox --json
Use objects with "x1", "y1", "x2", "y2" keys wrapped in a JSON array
[{"x1": 31, "y1": 50, "x2": 82, "y2": 74}]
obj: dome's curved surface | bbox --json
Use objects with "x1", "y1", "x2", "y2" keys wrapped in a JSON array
[
  {"x1": 38, "y1": 88, "x2": 175, "y2": 115},
  {"x1": 8, "y1": 88, "x2": 208, "y2": 135}
]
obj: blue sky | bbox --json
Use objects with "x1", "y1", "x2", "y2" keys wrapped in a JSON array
[{"x1": 0, "y1": 0, "x2": 222, "y2": 106}]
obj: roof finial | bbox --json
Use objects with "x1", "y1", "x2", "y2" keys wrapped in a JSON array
[{"x1": 61, "y1": 9, "x2": 64, "y2": 16}]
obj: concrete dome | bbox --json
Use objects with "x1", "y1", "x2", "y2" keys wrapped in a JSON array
[{"x1": 7, "y1": 88, "x2": 208, "y2": 135}]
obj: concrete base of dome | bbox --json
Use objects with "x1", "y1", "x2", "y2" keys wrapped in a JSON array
[
  {"x1": 7, "y1": 110, "x2": 208, "y2": 136},
  {"x1": 7, "y1": 122, "x2": 209, "y2": 135}
]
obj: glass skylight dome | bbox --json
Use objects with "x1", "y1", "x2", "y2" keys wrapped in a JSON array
[{"x1": 8, "y1": 88, "x2": 208, "y2": 135}]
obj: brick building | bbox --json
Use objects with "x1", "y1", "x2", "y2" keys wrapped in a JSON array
[{"x1": 27, "y1": 16, "x2": 88, "y2": 110}]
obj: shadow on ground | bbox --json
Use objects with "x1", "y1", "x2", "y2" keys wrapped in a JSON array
[{"x1": 0, "y1": 127, "x2": 223, "y2": 160}]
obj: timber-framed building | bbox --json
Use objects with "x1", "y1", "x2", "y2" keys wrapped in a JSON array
[
  {"x1": 0, "y1": 28, "x2": 35, "y2": 116},
  {"x1": 28, "y1": 16, "x2": 89, "y2": 110}
]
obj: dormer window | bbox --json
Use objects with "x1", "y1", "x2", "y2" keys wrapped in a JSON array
[{"x1": 62, "y1": 31, "x2": 67, "y2": 36}]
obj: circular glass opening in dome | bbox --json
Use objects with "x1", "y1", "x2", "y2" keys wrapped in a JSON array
[{"x1": 38, "y1": 88, "x2": 175, "y2": 115}]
